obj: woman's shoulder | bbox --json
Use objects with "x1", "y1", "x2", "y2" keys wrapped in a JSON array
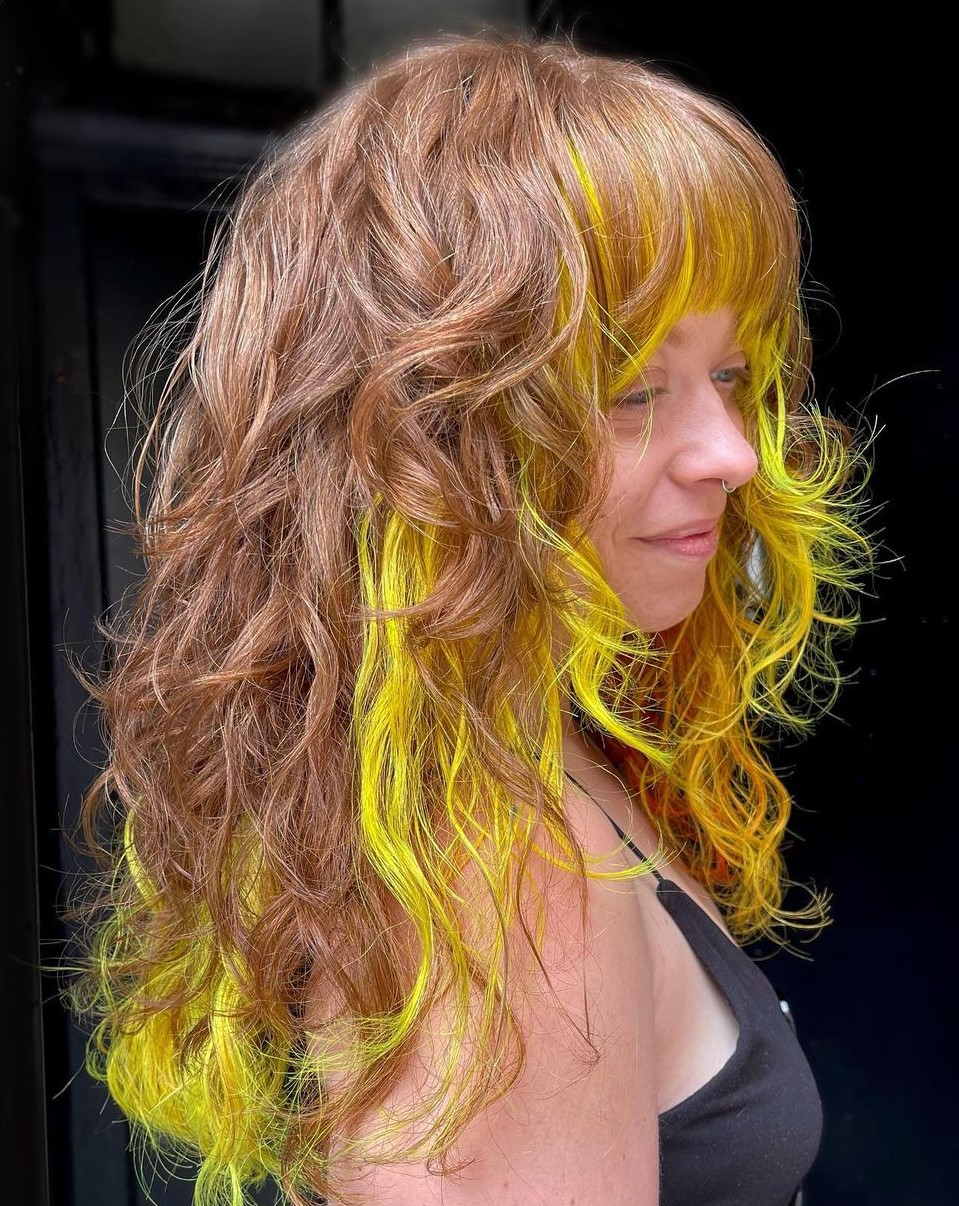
[{"x1": 335, "y1": 791, "x2": 663, "y2": 1205}]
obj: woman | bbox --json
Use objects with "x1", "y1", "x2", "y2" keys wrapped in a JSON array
[{"x1": 70, "y1": 32, "x2": 874, "y2": 1206}]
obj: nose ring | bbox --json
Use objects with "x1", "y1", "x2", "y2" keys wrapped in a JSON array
[{"x1": 722, "y1": 480, "x2": 736, "y2": 494}]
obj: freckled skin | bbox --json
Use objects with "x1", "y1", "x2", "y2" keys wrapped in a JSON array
[{"x1": 589, "y1": 309, "x2": 758, "y2": 633}]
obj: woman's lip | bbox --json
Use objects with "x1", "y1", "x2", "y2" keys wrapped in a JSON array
[{"x1": 637, "y1": 524, "x2": 720, "y2": 558}]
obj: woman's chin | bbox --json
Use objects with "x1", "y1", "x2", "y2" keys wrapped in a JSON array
[{"x1": 621, "y1": 589, "x2": 706, "y2": 635}]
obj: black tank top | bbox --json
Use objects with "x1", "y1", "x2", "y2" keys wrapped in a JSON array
[{"x1": 604, "y1": 813, "x2": 822, "y2": 1206}]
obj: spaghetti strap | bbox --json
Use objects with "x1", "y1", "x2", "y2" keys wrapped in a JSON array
[
  {"x1": 599, "y1": 807, "x2": 665, "y2": 883},
  {"x1": 562, "y1": 767, "x2": 665, "y2": 881}
]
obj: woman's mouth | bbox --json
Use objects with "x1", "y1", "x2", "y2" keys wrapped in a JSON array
[{"x1": 637, "y1": 524, "x2": 720, "y2": 559}]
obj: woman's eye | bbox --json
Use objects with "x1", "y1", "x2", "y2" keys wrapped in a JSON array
[
  {"x1": 711, "y1": 364, "x2": 751, "y2": 387},
  {"x1": 616, "y1": 384, "x2": 660, "y2": 408}
]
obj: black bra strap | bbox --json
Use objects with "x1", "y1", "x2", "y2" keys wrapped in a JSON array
[
  {"x1": 562, "y1": 767, "x2": 665, "y2": 882},
  {"x1": 564, "y1": 768, "x2": 664, "y2": 882},
  {"x1": 600, "y1": 807, "x2": 665, "y2": 882}
]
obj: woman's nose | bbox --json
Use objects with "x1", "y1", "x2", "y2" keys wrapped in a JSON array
[
  {"x1": 716, "y1": 419, "x2": 759, "y2": 492},
  {"x1": 674, "y1": 389, "x2": 759, "y2": 490}
]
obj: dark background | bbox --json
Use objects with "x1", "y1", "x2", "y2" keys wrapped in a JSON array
[{"x1": 2, "y1": 1, "x2": 955, "y2": 1203}]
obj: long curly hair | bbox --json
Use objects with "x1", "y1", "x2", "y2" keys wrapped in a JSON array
[{"x1": 68, "y1": 31, "x2": 873, "y2": 1206}]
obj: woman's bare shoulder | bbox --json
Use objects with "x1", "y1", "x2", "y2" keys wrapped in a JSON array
[{"x1": 340, "y1": 791, "x2": 663, "y2": 1205}]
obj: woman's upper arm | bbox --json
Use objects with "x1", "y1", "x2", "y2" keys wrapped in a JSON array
[{"x1": 358, "y1": 803, "x2": 662, "y2": 1205}]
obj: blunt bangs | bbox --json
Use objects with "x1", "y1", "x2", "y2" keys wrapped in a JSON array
[{"x1": 558, "y1": 69, "x2": 802, "y2": 400}]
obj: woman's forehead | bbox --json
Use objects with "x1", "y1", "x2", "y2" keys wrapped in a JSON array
[{"x1": 658, "y1": 308, "x2": 738, "y2": 350}]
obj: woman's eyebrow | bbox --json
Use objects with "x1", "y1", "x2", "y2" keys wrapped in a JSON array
[{"x1": 662, "y1": 326, "x2": 693, "y2": 348}]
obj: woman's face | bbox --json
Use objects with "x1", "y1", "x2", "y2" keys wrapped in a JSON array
[{"x1": 588, "y1": 308, "x2": 759, "y2": 632}]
